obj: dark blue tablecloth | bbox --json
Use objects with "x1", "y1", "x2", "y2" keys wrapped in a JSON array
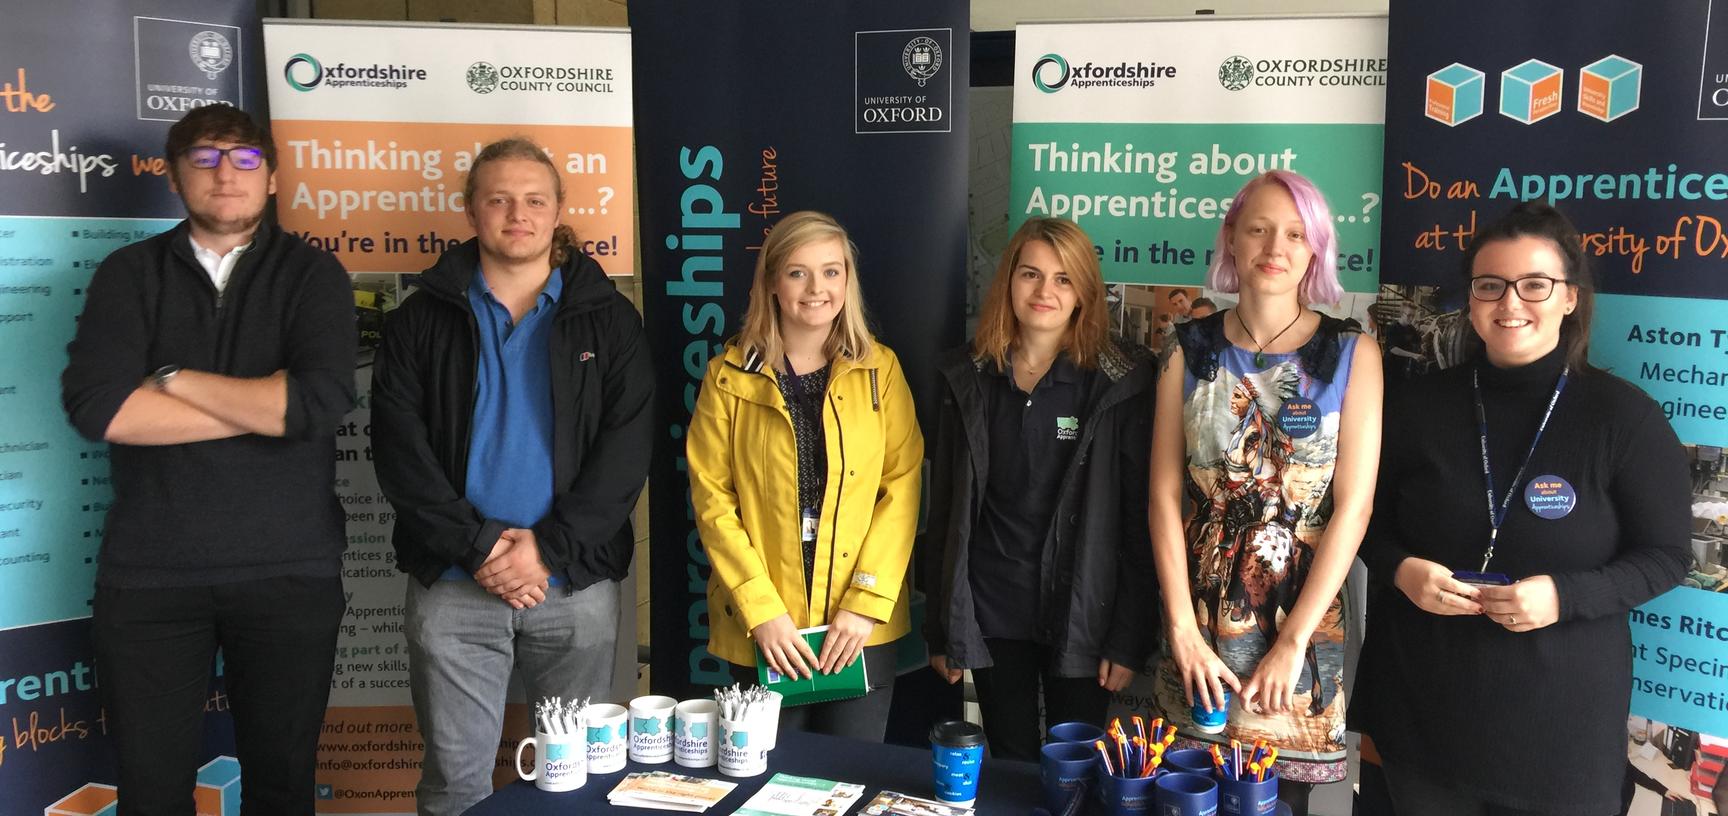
[{"x1": 462, "y1": 728, "x2": 1042, "y2": 815}]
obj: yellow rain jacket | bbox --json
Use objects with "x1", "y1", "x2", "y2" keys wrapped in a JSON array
[{"x1": 687, "y1": 341, "x2": 923, "y2": 666}]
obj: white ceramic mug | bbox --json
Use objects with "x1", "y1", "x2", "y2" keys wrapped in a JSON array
[
  {"x1": 629, "y1": 694, "x2": 677, "y2": 764},
  {"x1": 673, "y1": 698, "x2": 718, "y2": 768},
  {"x1": 582, "y1": 703, "x2": 629, "y2": 774},
  {"x1": 718, "y1": 714, "x2": 768, "y2": 777},
  {"x1": 755, "y1": 689, "x2": 783, "y2": 751},
  {"x1": 514, "y1": 730, "x2": 586, "y2": 792}
]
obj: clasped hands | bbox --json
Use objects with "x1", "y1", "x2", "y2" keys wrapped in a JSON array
[
  {"x1": 1393, "y1": 557, "x2": 1559, "y2": 633},
  {"x1": 475, "y1": 528, "x2": 552, "y2": 609}
]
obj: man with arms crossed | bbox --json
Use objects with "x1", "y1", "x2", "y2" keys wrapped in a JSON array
[
  {"x1": 61, "y1": 103, "x2": 356, "y2": 815},
  {"x1": 371, "y1": 137, "x2": 653, "y2": 815}
]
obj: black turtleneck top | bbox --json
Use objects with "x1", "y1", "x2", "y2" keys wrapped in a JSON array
[{"x1": 1349, "y1": 346, "x2": 1691, "y2": 815}]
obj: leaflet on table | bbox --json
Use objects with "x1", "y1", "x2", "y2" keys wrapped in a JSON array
[
  {"x1": 731, "y1": 773, "x2": 866, "y2": 816},
  {"x1": 858, "y1": 791, "x2": 975, "y2": 816},
  {"x1": 756, "y1": 626, "x2": 869, "y2": 706},
  {"x1": 608, "y1": 771, "x2": 739, "y2": 812}
]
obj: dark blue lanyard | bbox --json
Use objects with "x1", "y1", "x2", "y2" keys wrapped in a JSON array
[{"x1": 1472, "y1": 365, "x2": 1568, "y2": 571}]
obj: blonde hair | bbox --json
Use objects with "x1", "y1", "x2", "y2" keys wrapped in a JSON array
[
  {"x1": 737, "y1": 211, "x2": 875, "y2": 372},
  {"x1": 463, "y1": 136, "x2": 579, "y2": 267},
  {"x1": 972, "y1": 217, "x2": 1109, "y2": 370}
]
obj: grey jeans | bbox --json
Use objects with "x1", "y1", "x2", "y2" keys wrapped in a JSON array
[{"x1": 405, "y1": 577, "x2": 619, "y2": 816}]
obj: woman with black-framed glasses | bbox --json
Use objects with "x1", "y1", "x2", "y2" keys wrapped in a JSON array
[{"x1": 1350, "y1": 201, "x2": 1691, "y2": 815}]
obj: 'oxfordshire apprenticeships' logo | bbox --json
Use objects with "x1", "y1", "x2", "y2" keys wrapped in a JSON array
[
  {"x1": 1033, "y1": 53, "x2": 1071, "y2": 93},
  {"x1": 284, "y1": 53, "x2": 322, "y2": 91},
  {"x1": 1032, "y1": 53, "x2": 1177, "y2": 93},
  {"x1": 282, "y1": 54, "x2": 428, "y2": 92}
]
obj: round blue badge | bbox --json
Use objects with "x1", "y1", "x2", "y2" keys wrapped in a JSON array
[
  {"x1": 1523, "y1": 474, "x2": 1576, "y2": 519},
  {"x1": 1277, "y1": 397, "x2": 1320, "y2": 438}
]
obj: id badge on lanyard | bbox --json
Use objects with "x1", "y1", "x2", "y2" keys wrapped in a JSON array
[{"x1": 800, "y1": 507, "x2": 819, "y2": 544}]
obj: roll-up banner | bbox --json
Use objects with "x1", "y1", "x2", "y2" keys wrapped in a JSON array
[
  {"x1": 1379, "y1": 2, "x2": 1727, "y2": 811},
  {"x1": 0, "y1": 1, "x2": 259, "y2": 813},
  {"x1": 1011, "y1": 16, "x2": 1387, "y2": 293},
  {"x1": 262, "y1": 19, "x2": 634, "y2": 808},
  {"x1": 632, "y1": 0, "x2": 970, "y2": 723},
  {"x1": 1011, "y1": 17, "x2": 1388, "y2": 753}
]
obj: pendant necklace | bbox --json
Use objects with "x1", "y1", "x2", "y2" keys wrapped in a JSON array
[{"x1": 1236, "y1": 308, "x2": 1303, "y2": 367}]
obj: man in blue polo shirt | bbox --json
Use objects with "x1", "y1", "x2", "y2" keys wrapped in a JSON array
[{"x1": 371, "y1": 137, "x2": 653, "y2": 816}]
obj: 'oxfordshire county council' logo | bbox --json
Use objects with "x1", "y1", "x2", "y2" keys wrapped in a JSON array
[
  {"x1": 466, "y1": 61, "x2": 500, "y2": 93},
  {"x1": 1033, "y1": 53, "x2": 1070, "y2": 93},
  {"x1": 1219, "y1": 55, "x2": 1254, "y2": 90},
  {"x1": 284, "y1": 53, "x2": 323, "y2": 91},
  {"x1": 189, "y1": 31, "x2": 233, "y2": 79},
  {"x1": 902, "y1": 36, "x2": 944, "y2": 87}
]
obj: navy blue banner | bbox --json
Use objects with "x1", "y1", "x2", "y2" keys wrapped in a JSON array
[
  {"x1": 1380, "y1": 0, "x2": 1727, "y2": 300},
  {"x1": 0, "y1": 1, "x2": 258, "y2": 812},
  {"x1": 631, "y1": 0, "x2": 970, "y2": 705}
]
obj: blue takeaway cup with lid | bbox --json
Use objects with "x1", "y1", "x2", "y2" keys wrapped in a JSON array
[{"x1": 930, "y1": 719, "x2": 986, "y2": 807}]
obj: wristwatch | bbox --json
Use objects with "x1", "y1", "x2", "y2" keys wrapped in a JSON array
[{"x1": 150, "y1": 365, "x2": 181, "y2": 391}]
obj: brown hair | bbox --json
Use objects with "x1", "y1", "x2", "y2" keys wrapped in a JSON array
[
  {"x1": 972, "y1": 217, "x2": 1109, "y2": 369},
  {"x1": 736, "y1": 211, "x2": 876, "y2": 372},
  {"x1": 164, "y1": 103, "x2": 276, "y2": 184},
  {"x1": 1461, "y1": 200, "x2": 1596, "y2": 371},
  {"x1": 462, "y1": 136, "x2": 578, "y2": 267}
]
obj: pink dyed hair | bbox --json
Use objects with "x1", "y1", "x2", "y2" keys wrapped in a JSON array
[{"x1": 1205, "y1": 170, "x2": 1343, "y2": 306}]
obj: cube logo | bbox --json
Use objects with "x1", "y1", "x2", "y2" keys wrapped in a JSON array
[
  {"x1": 1500, "y1": 59, "x2": 1564, "y2": 124},
  {"x1": 1426, "y1": 63, "x2": 1485, "y2": 126},
  {"x1": 1579, "y1": 55, "x2": 1642, "y2": 121}
]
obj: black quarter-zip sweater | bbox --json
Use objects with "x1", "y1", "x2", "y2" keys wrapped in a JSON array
[{"x1": 62, "y1": 221, "x2": 358, "y2": 588}]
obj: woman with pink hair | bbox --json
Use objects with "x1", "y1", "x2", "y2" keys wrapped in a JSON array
[{"x1": 1148, "y1": 170, "x2": 1382, "y2": 813}]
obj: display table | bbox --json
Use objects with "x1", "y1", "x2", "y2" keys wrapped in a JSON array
[{"x1": 463, "y1": 729, "x2": 1041, "y2": 815}]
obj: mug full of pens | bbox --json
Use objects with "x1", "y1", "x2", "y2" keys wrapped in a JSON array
[
  {"x1": 715, "y1": 684, "x2": 776, "y2": 778},
  {"x1": 1093, "y1": 715, "x2": 1178, "y2": 815},
  {"x1": 517, "y1": 698, "x2": 588, "y2": 792},
  {"x1": 1212, "y1": 740, "x2": 1279, "y2": 816}
]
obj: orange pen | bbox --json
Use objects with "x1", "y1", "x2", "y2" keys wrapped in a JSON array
[{"x1": 1095, "y1": 739, "x2": 1117, "y2": 776}]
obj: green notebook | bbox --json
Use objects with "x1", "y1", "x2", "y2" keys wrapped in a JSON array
[{"x1": 755, "y1": 625, "x2": 869, "y2": 706}]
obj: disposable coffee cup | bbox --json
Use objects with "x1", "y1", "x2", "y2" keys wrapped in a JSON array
[
  {"x1": 515, "y1": 729, "x2": 586, "y2": 792},
  {"x1": 929, "y1": 719, "x2": 986, "y2": 808}
]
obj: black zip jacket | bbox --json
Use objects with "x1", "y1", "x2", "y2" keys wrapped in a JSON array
[
  {"x1": 371, "y1": 240, "x2": 654, "y2": 589},
  {"x1": 922, "y1": 338, "x2": 1161, "y2": 677},
  {"x1": 61, "y1": 221, "x2": 357, "y2": 587}
]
